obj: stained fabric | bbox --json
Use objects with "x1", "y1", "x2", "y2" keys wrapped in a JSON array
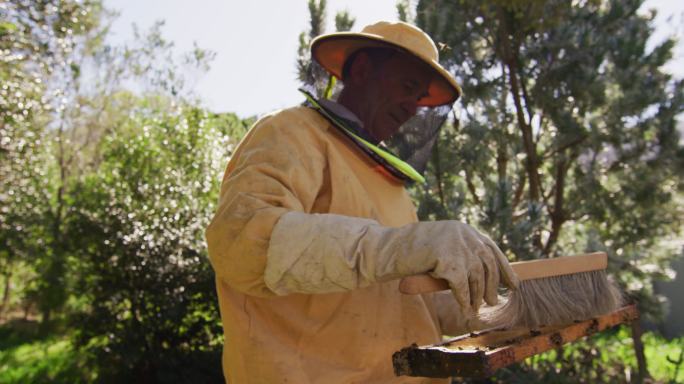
[{"x1": 205, "y1": 106, "x2": 448, "y2": 383}]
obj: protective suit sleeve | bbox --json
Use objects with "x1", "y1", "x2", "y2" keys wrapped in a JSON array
[
  {"x1": 205, "y1": 110, "x2": 327, "y2": 297},
  {"x1": 266, "y1": 212, "x2": 519, "y2": 312}
]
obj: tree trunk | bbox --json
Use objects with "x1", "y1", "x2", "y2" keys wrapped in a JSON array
[
  {"x1": 42, "y1": 308, "x2": 51, "y2": 324},
  {"x1": 0, "y1": 267, "x2": 12, "y2": 318},
  {"x1": 630, "y1": 320, "x2": 650, "y2": 383},
  {"x1": 431, "y1": 135, "x2": 446, "y2": 211},
  {"x1": 496, "y1": 7, "x2": 541, "y2": 204}
]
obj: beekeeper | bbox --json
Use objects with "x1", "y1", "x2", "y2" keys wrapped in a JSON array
[{"x1": 206, "y1": 21, "x2": 519, "y2": 384}]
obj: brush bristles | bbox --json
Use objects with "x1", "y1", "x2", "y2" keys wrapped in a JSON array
[{"x1": 481, "y1": 270, "x2": 623, "y2": 329}]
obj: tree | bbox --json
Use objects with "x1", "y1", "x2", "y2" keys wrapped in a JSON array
[
  {"x1": 66, "y1": 98, "x2": 246, "y2": 382},
  {"x1": 0, "y1": 0, "x2": 105, "y2": 321},
  {"x1": 412, "y1": 0, "x2": 683, "y2": 315},
  {"x1": 2, "y1": 2, "x2": 246, "y2": 381},
  {"x1": 410, "y1": 0, "x2": 683, "y2": 380},
  {"x1": 53, "y1": 15, "x2": 238, "y2": 382},
  {"x1": 1, "y1": 0, "x2": 223, "y2": 322},
  {"x1": 296, "y1": 0, "x2": 356, "y2": 96}
]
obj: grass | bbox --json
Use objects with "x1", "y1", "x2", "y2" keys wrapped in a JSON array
[
  {"x1": 0, "y1": 318, "x2": 96, "y2": 384},
  {"x1": 642, "y1": 330, "x2": 684, "y2": 383},
  {"x1": 508, "y1": 326, "x2": 684, "y2": 383}
]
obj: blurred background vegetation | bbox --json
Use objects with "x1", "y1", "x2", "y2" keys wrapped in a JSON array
[{"x1": 1, "y1": 0, "x2": 683, "y2": 383}]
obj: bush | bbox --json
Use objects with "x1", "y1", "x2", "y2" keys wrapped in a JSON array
[{"x1": 65, "y1": 99, "x2": 244, "y2": 383}]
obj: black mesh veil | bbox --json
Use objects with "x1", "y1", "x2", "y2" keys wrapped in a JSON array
[
  {"x1": 384, "y1": 104, "x2": 453, "y2": 175},
  {"x1": 300, "y1": 61, "x2": 345, "y2": 102}
]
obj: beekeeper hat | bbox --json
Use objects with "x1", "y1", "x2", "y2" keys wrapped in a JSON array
[{"x1": 311, "y1": 20, "x2": 462, "y2": 107}]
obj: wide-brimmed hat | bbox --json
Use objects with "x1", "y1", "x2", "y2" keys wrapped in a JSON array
[{"x1": 311, "y1": 21, "x2": 462, "y2": 107}]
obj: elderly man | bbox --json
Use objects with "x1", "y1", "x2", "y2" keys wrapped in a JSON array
[{"x1": 206, "y1": 21, "x2": 518, "y2": 383}]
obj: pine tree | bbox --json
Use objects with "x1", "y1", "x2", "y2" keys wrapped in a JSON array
[
  {"x1": 296, "y1": 0, "x2": 356, "y2": 96},
  {"x1": 412, "y1": 0, "x2": 683, "y2": 319}
]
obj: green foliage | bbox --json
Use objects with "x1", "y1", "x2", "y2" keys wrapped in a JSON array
[
  {"x1": 296, "y1": 0, "x2": 356, "y2": 95},
  {"x1": 412, "y1": 0, "x2": 684, "y2": 319},
  {"x1": 487, "y1": 326, "x2": 684, "y2": 383},
  {"x1": 0, "y1": 320, "x2": 94, "y2": 383},
  {"x1": 296, "y1": 0, "x2": 328, "y2": 88},
  {"x1": 0, "y1": 338, "x2": 84, "y2": 383},
  {"x1": 0, "y1": 0, "x2": 105, "y2": 322},
  {"x1": 397, "y1": 0, "x2": 414, "y2": 23},
  {"x1": 335, "y1": 10, "x2": 356, "y2": 32},
  {"x1": 62, "y1": 99, "x2": 242, "y2": 382},
  {"x1": 1, "y1": 1, "x2": 250, "y2": 382}
]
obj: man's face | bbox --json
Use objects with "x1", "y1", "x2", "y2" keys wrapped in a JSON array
[{"x1": 353, "y1": 53, "x2": 434, "y2": 142}]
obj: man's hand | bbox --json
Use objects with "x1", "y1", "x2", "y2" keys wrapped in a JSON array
[
  {"x1": 419, "y1": 221, "x2": 519, "y2": 312},
  {"x1": 265, "y1": 212, "x2": 518, "y2": 308}
]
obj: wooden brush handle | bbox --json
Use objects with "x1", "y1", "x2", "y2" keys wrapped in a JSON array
[{"x1": 399, "y1": 252, "x2": 607, "y2": 295}]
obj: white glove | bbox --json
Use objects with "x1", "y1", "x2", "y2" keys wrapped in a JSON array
[
  {"x1": 265, "y1": 212, "x2": 519, "y2": 312},
  {"x1": 432, "y1": 291, "x2": 476, "y2": 335}
]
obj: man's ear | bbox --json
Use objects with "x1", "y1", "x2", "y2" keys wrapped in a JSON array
[{"x1": 347, "y1": 51, "x2": 373, "y2": 85}]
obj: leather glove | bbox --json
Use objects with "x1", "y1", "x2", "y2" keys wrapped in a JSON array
[{"x1": 265, "y1": 212, "x2": 519, "y2": 312}]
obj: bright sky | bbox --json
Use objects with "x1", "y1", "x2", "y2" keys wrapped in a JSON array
[{"x1": 106, "y1": 0, "x2": 684, "y2": 118}]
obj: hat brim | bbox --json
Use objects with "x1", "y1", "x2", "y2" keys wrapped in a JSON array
[{"x1": 311, "y1": 32, "x2": 462, "y2": 107}]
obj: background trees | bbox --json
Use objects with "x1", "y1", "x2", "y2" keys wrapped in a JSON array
[
  {"x1": 1, "y1": 0, "x2": 107, "y2": 326},
  {"x1": 296, "y1": 0, "x2": 356, "y2": 97},
  {"x1": 67, "y1": 101, "x2": 244, "y2": 382},
  {"x1": 410, "y1": 0, "x2": 683, "y2": 319},
  {"x1": 1, "y1": 1, "x2": 248, "y2": 382}
]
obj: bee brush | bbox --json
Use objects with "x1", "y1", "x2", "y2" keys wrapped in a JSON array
[{"x1": 399, "y1": 252, "x2": 623, "y2": 329}]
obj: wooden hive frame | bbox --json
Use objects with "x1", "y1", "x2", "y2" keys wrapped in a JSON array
[{"x1": 393, "y1": 304, "x2": 638, "y2": 379}]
